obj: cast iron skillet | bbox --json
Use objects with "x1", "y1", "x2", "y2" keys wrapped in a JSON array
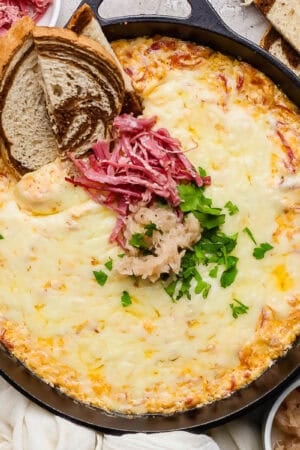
[{"x1": 0, "y1": 0, "x2": 299, "y2": 433}]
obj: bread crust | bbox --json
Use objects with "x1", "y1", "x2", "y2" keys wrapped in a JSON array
[
  {"x1": 67, "y1": 3, "x2": 95, "y2": 35},
  {"x1": 261, "y1": 26, "x2": 300, "y2": 68},
  {"x1": 254, "y1": 0, "x2": 299, "y2": 52},
  {"x1": 0, "y1": 17, "x2": 36, "y2": 179},
  {"x1": 253, "y1": 0, "x2": 275, "y2": 15},
  {"x1": 67, "y1": 4, "x2": 143, "y2": 116},
  {"x1": 0, "y1": 16, "x2": 35, "y2": 87},
  {"x1": 33, "y1": 27, "x2": 123, "y2": 84}
]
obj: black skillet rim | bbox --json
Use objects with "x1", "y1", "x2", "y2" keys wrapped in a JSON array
[{"x1": 0, "y1": 0, "x2": 299, "y2": 433}]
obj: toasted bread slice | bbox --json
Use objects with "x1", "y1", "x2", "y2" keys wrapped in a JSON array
[
  {"x1": 33, "y1": 26, "x2": 125, "y2": 157},
  {"x1": 260, "y1": 25, "x2": 300, "y2": 77},
  {"x1": 253, "y1": 0, "x2": 299, "y2": 52},
  {"x1": 68, "y1": 4, "x2": 142, "y2": 115},
  {"x1": 0, "y1": 17, "x2": 58, "y2": 178}
]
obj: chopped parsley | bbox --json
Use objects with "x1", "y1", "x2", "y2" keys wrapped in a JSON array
[
  {"x1": 121, "y1": 290, "x2": 132, "y2": 307},
  {"x1": 104, "y1": 258, "x2": 113, "y2": 271},
  {"x1": 243, "y1": 228, "x2": 274, "y2": 259},
  {"x1": 178, "y1": 183, "x2": 223, "y2": 216},
  {"x1": 164, "y1": 178, "x2": 240, "y2": 301},
  {"x1": 178, "y1": 183, "x2": 226, "y2": 230},
  {"x1": 225, "y1": 201, "x2": 239, "y2": 216},
  {"x1": 243, "y1": 227, "x2": 257, "y2": 244},
  {"x1": 93, "y1": 270, "x2": 108, "y2": 286},
  {"x1": 0, "y1": 234, "x2": 3, "y2": 240},
  {"x1": 220, "y1": 256, "x2": 238, "y2": 288},
  {"x1": 229, "y1": 298, "x2": 249, "y2": 319},
  {"x1": 253, "y1": 243, "x2": 274, "y2": 259},
  {"x1": 198, "y1": 166, "x2": 207, "y2": 177},
  {"x1": 144, "y1": 222, "x2": 159, "y2": 237},
  {"x1": 194, "y1": 272, "x2": 211, "y2": 298},
  {"x1": 129, "y1": 233, "x2": 149, "y2": 250},
  {"x1": 164, "y1": 281, "x2": 177, "y2": 301},
  {"x1": 209, "y1": 265, "x2": 218, "y2": 278},
  {"x1": 118, "y1": 253, "x2": 125, "y2": 258}
]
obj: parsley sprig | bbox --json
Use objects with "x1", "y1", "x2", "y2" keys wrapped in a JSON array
[
  {"x1": 129, "y1": 233, "x2": 149, "y2": 249},
  {"x1": 93, "y1": 270, "x2": 108, "y2": 286},
  {"x1": 253, "y1": 243, "x2": 273, "y2": 259},
  {"x1": 243, "y1": 227, "x2": 273, "y2": 259},
  {"x1": 129, "y1": 222, "x2": 160, "y2": 252},
  {"x1": 164, "y1": 174, "x2": 240, "y2": 301},
  {"x1": 121, "y1": 290, "x2": 132, "y2": 307},
  {"x1": 144, "y1": 222, "x2": 159, "y2": 237},
  {"x1": 225, "y1": 201, "x2": 239, "y2": 216},
  {"x1": 93, "y1": 258, "x2": 114, "y2": 286},
  {"x1": 229, "y1": 298, "x2": 249, "y2": 319}
]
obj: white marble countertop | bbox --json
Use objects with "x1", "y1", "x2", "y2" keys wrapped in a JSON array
[{"x1": 57, "y1": 0, "x2": 268, "y2": 44}]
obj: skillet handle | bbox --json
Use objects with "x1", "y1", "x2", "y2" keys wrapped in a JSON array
[
  {"x1": 80, "y1": 0, "x2": 237, "y2": 38},
  {"x1": 183, "y1": 0, "x2": 236, "y2": 37}
]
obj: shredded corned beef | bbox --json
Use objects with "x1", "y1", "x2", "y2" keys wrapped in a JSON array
[
  {"x1": 67, "y1": 114, "x2": 211, "y2": 247},
  {"x1": 0, "y1": 0, "x2": 52, "y2": 35}
]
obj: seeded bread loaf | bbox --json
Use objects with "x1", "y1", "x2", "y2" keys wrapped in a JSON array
[
  {"x1": 68, "y1": 4, "x2": 142, "y2": 116},
  {"x1": 0, "y1": 18, "x2": 58, "y2": 178},
  {"x1": 33, "y1": 26, "x2": 125, "y2": 157}
]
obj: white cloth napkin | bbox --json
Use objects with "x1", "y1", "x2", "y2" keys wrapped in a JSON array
[{"x1": 0, "y1": 377, "x2": 263, "y2": 450}]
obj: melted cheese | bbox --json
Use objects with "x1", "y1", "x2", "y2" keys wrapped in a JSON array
[{"x1": 0, "y1": 37, "x2": 299, "y2": 415}]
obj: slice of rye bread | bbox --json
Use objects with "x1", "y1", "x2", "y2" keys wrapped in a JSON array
[
  {"x1": 253, "y1": 0, "x2": 299, "y2": 52},
  {"x1": 33, "y1": 27, "x2": 125, "y2": 158},
  {"x1": 260, "y1": 25, "x2": 300, "y2": 77},
  {"x1": 67, "y1": 4, "x2": 142, "y2": 116},
  {"x1": 0, "y1": 17, "x2": 59, "y2": 178}
]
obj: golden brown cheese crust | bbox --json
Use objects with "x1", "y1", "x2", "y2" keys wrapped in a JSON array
[
  {"x1": 0, "y1": 36, "x2": 299, "y2": 415},
  {"x1": 1, "y1": 306, "x2": 299, "y2": 413}
]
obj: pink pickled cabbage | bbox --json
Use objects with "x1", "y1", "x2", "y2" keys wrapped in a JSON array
[{"x1": 0, "y1": 0, "x2": 52, "y2": 35}]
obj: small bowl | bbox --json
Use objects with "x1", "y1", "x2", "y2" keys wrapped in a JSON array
[
  {"x1": 263, "y1": 377, "x2": 300, "y2": 450},
  {"x1": 36, "y1": 0, "x2": 61, "y2": 27}
]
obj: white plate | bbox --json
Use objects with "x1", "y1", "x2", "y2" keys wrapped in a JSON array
[{"x1": 36, "y1": 0, "x2": 61, "y2": 27}]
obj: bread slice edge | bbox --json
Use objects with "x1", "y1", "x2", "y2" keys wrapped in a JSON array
[
  {"x1": 260, "y1": 25, "x2": 300, "y2": 76},
  {"x1": 253, "y1": 0, "x2": 300, "y2": 52},
  {"x1": 67, "y1": 4, "x2": 142, "y2": 115},
  {"x1": 0, "y1": 17, "x2": 57, "y2": 179}
]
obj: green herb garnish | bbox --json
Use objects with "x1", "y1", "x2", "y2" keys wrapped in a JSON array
[
  {"x1": 0, "y1": 234, "x2": 4, "y2": 240},
  {"x1": 225, "y1": 201, "x2": 239, "y2": 216},
  {"x1": 104, "y1": 258, "x2": 113, "y2": 271},
  {"x1": 129, "y1": 233, "x2": 149, "y2": 250},
  {"x1": 195, "y1": 230, "x2": 238, "y2": 266},
  {"x1": 164, "y1": 180, "x2": 240, "y2": 301},
  {"x1": 195, "y1": 271, "x2": 211, "y2": 298},
  {"x1": 144, "y1": 222, "x2": 159, "y2": 237},
  {"x1": 209, "y1": 266, "x2": 218, "y2": 278},
  {"x1": 193, "y1": 212, "x2": 226, "y2": 230},
  {"x1": 121, "y1": 291, "x2": 132, "y2": 307},
  {"x1": 243, "y1": 227, "x2": 257, "y2": 244},
  {"x1": 178, "y1": 183, "x2": 222, "y2": 216},
  {"x1": 253, "y1": 243, "x2": 273, "y2": 260},
  {"x1": 220, "y1": 256, "x2": 238, "y2": 288},
  {"x1": 230, "y1": 298, "x2": 249, "y2": 319},
  {"x1": 117, "y1": 253, "x2": 125, "y2": 258},
  {"x1": 93, "y1": 270, "x2": 108, "y2": 286},
  {"x1": 164, "y1": 281, "x2": 177, "y2": 301},
  {"x1": 198, "y1": 166, "x2": 207, "y2": 177}
]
